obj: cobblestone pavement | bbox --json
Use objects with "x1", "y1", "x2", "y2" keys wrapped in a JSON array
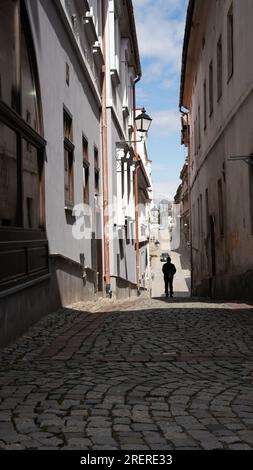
[{"x1": 0, "y1": 296, "x2": 253, "y2": 450}]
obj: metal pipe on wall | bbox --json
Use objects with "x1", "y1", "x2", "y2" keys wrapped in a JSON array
[
  {"x1": 133, "y1": 75, "x2": 141, "y2": 294},
  {"x1": 101, "y1": 0, "x2": 111, "y2": 297}
]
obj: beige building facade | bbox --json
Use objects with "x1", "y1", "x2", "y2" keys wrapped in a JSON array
[{"x1": 180, "y1": 0, "x2": 253, "y2": 299}]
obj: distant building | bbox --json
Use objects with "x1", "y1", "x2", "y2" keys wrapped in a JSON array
[
  {"x1": 136, "y1": 126, "x2": 152, "y2": 290},
  {"x1": 174, "y1": 160, "x2": 190, "y2": 248},
  {"x1": 150, "y1": 206, "x2": 159, "y2": 225},
  {"x1": 159, "y1": 199, "x2": 171, "y2": 228},
  {"x1": 180, "y1": 0, "x2": 253, "y2": 299}
]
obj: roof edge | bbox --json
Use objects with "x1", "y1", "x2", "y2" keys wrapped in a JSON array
[
  {"x1": 179, "y1": 0, "x2": 195, "y2": 109},
  {"x1": 126, "y1": 0, "x2": 142, "y2": 78}
]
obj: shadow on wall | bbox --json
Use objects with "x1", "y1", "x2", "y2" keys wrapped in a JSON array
[
  {"x1": 0, "y1": 269, "x2": 61, "y2": 348},
  {"x1": 175, "y1": 247, "x2": 191, "y2": 271},
  {"x1": 0, "y1": 246, "x2": 98, "y2": 348}
]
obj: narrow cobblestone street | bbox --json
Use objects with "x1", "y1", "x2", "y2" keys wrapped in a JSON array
[{"x1": 0, "y1": 296, "x2": 253, "y2": 450}]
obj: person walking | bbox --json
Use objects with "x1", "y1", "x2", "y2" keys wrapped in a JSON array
[{"x1": 162, "y1": 256, "x2": 176, "y2": 298}]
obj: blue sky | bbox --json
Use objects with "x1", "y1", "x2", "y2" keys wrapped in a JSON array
[{"x1": 132, "y1": 0, "x2": 188, "y2": 202}]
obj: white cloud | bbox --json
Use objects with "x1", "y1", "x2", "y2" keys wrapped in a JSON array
[
  {"x1": 133, "y1": 0, "x2": 186, "y2": 72},
  {"x1": 150, "y1": 109, "x2": 180, "y2": 137},
  {"x1": 161, "y1": 78, "x2": 175, "y2": 90}
]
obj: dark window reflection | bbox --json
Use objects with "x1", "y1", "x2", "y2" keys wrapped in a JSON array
[
  {"x1": 0, "y1": 124, "x2": 18, "y2": 227},
  {"x1": 22, "y1": 140, "x2": 42, "y2": 229},
  {"x1": 21, "y1": 22, "x2": 39, "y2": 131},
  {"x1": 0, "y1": 0, "x2": 19, "y2": 111}
]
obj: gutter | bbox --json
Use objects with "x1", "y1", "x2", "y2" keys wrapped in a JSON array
[
  {"x1": 133, "y1": 77, "x2": 141, "y2": 295},
  {"x1": 179, "y1": 0, "x2": 195, "y2": 109},
  {"x1": 126, "y1": 0, "x2": 142, "y2": 294},
  {"x1": 101, "y1": 0, "x2": 111, "y2": 298}
]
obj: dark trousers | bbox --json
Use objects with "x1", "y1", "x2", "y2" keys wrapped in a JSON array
[{"x1": 164, "y1": 277, "x2": 173, "y2": 296}]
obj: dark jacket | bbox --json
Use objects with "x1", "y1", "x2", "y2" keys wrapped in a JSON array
[{"x1": 162, "y1": 262, "x2": 176, "y2": 280}]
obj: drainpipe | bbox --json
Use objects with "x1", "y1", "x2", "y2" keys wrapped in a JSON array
[
  {"x1": 102, "y1": 0, "x2": 111, "y2": 297},
  {"x1": 133, "y1": 74, "x2": 141, "y2": 295}
]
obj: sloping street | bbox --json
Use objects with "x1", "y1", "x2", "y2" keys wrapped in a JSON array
[{"x1": 0, "y1": 295, "x2": 253, "y2": 450}]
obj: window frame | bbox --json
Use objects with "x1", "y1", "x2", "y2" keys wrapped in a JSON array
[
  {"x1": 94, "y1": 146, "x2": 99, "y2": 195},
  {"x1": 218, "y1": 178, "x2": 224, "y2": 236},
  {"x1": 63, "y1": 109, "x2": 75, "y2": 209},
  {"x1": 227, "y1": 4, "x2": 234, "y2": 83},
  {"x1": 203, "y1": 79, "x2": 207, "y2": 130},
  {"x1": 217, "y1": 35, "x2": 223, "y2": 101},
  {"x1": 209, "y1": 60, "x2": 214, "y2": 117},
  {"x1": 82, "y1": 135, "x2": 90, "y2": 205}
]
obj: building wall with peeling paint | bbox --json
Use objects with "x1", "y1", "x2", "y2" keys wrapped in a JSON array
[{"x1": 181, "y1": 0, "x2": 253, "y2": 299}]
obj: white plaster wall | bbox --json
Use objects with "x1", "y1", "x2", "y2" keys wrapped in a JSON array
[
  {"x1": 27, "y1": 0, "x2": 101, "y2": 270},
  {"x1": 188, "y1": 0, "x2": 253, "y2": 293}
]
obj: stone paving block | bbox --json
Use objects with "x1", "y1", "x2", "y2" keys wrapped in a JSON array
[
  {"x1": 0, "y1": 413, "x2": 11, "y2": 422},
  {"x1": 4, "y1": 443, "x2": 24, "y2": 450},
  {"x1": 200, "y1": 440, "x2": 224, "y2": 450},
  {"x1": 36, "y1": 436, "x2": 64, "y2": 447},
  {"x1": 66, "y1": 438, "x2": 92, "y2": 448},
  {"x1": 237, "y1": 431, "x2": 253, "y2": 444},
  {"x1": 1, "y1": 296, "x2": 253, "y2": 450},
  {"x1": 229, "y1": 443, "x2": 252, "y2": 450}
]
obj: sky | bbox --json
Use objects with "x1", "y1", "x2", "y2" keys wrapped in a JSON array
[{"x1": 132, "y1": 0, "x2": 188, "y2": 203}]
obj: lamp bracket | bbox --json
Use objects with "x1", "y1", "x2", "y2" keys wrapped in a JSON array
[
  {"x1": 115, "y1": 137, "x2": 144, "y2": 147},
  {"x1": 228, "y1": 154, "x2": 253, "y2": 165}
]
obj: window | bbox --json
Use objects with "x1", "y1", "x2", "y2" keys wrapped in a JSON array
[
  {"x1": 114, "y1": 15, "x2": 120, "y2": 73},
  {"x1": 192, "y1": 203, "x2": 195, "y2": 237},
  {"x1": 94, "y1": 147, "x2": 99, "y2": 195},
  {"x1": 194, "y1": 117, "x2": 197, "y2": 155},
  {"x1": 198, "y1": 105, "x2": 201, "y2": 149},
  {"x1": 0, "y1": 0, "x2": 48, "y2": 292},
  {"x1": 218, "y1": 179, "x2": 224, "y2": 236},
  {"x1": 83, "y1": 137, "x2": 89, "y2": 205},
  {"x1": 0, "y1": 0, "x2": 19, "y2": 112},
  {"x1": 203, "y1": 80, "x2": 207, "y2": 130},
  {"x1": 197, "y1": 196, "x2": 202, "y2": 245},
  {"x1": 0, "y1": 125, "x2": 18, "y2": 227},
  {"x1": 217, "y1": 36, "x2": 223, "y2": 100},
  {"x1": 0, "y1": 1, "x2": 44, "y2": 229},
  {"x1": 209, "y1": 60, "x2": 213, "y2": 116},
  {"x1": 200, "y1": 194, "x2": 203, "y2": 238},
  {"x1": 227, "y1": 4, "x2": 234, "y2": 81},
  {"x1": 21, "y1": 19, "x2": 40, "y2": 131},
  {"x1": 205, "y1": 188, "x2": 209, "y2": 233},
  {"x1": 66, "y1": 62, "x2": 70, "y2": 86},
  {"x1": 249, "y1": 165, "x2": 253, "y2": 235},
  {"x1": 89, "y1": 0, "x2": 101, "y2": 38},
  {"x1": 23, "y1": 139, "x2": 44, "y2": 229},
  {"x1": 64, "y1": 110, "x2": 74, "y2": 208}
]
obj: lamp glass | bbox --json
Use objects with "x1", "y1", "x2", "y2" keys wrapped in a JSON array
[{"x1": 135, "y1": 110, "x2": 152, "y2": 134}]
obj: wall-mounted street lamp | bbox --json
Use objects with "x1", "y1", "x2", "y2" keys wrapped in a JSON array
[
  {"x1": 116, "y1": 108, "x2": 152, "y2": 151},
  {"x1": 134, "y1": 108, "x2": 152, "y2": 138}
]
